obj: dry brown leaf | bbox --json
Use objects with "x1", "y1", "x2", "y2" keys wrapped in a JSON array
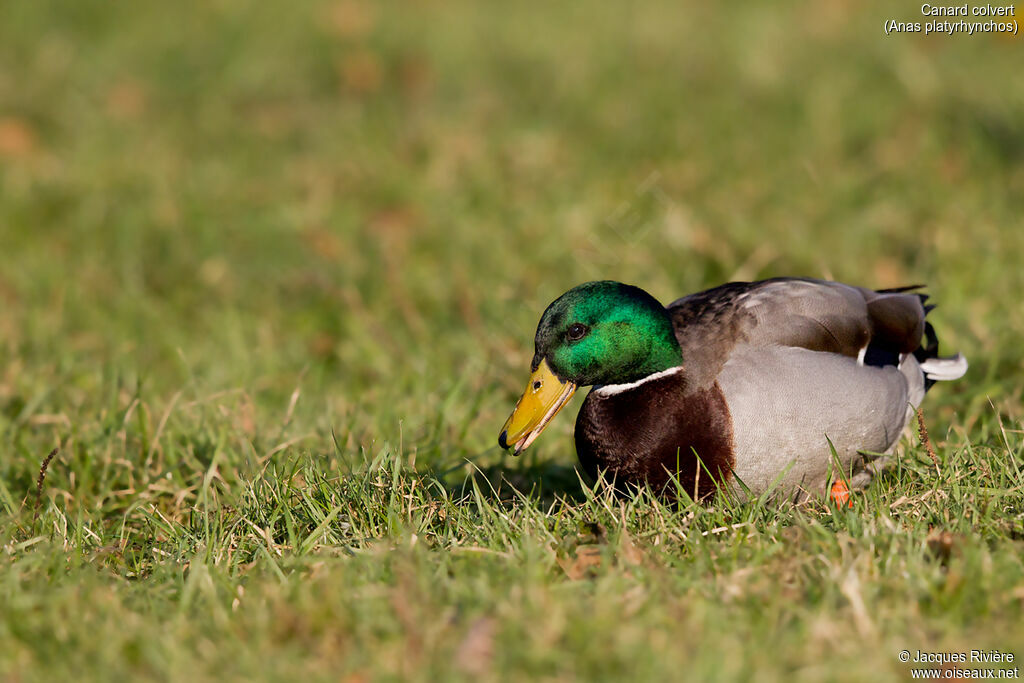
[
  {"x1": 327, "y1": 0, "x2": 375, "y2": 38},
  {"x1": 0, "y1": 117, "x2": 37, "y2": 158},
  {"x1": 926, "y1": 528, "x2": 959, "y2": 564},
  {"x1": 339, "y1": 50, "x2": 382, "y2": 94},
  {"x1": 454, "y1": 617, "x2": 496, "y2": 676},
  {"x1": 301, "y1": 227, "x2": 344, "y2": 262},
  {"x1": 557, "y1": 545, "x2": 603, "y2": 580},
  {"x1": 106, "y1": 81, "x2": 148, "y2": 120},
  {"x1": 618, "y1": 528, "x2": 645, "y2": 568}
]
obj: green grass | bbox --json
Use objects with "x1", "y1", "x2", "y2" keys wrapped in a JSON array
[{"x1": 1, "y1": 0, "x2": 1023, "y2": 680}]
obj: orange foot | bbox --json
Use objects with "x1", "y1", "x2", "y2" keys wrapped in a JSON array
[{"x1": 830, "y1": 479, "x2": 853, "y2": 508}]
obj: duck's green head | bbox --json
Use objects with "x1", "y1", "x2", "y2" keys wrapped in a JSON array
[{"x1": 499, "y1": 281, "x2": 682, "y2": 455}]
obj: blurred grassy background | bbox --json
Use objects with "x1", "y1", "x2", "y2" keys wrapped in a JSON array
[{"x1": 1, "y1": 0, "x2": 1022, "y2": 680}]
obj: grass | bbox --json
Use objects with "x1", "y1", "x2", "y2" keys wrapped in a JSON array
[{"x1": 1, "y1": 0, "x2": 1023, "y2": 680}]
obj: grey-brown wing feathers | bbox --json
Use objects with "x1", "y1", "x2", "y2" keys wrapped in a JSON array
[
  {"x1": 859, "y1": 287, "x2": 927, "y2": 353},
  {"x1": 667, "y1": 278, "x2": 930, "y2": 386}
]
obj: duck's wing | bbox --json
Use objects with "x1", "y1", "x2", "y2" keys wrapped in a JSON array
[{"x1": 667, "y1": 277, "x2": 927, "y2": 388}]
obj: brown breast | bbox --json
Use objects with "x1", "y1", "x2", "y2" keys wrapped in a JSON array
[{"x1": 574, "y1": 370, "x2": 735, "y2": 500}]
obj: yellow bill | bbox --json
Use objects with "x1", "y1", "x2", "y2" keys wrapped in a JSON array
[{"x1": 498, "y1": 358, "x2": 577, "y2": 456}]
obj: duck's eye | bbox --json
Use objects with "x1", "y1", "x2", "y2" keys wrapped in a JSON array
[{"x1": 567, "y1": 323, "x2": 588, "y2": 341}]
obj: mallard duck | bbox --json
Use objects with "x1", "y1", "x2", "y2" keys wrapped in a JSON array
[{"x1": 498, "y1": 279, "x2": 967, "y2": 502}]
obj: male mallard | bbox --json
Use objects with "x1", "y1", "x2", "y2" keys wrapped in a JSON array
[{"x1": 498, "y1": 279, "x2": 967, "y2": 501}]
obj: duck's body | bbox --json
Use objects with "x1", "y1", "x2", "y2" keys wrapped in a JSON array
[{"x1": 500, "y1": 279, "x2": 967, "y2": 502}]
